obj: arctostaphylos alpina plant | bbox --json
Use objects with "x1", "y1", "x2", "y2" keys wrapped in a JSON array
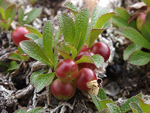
[
  {"x1": 19, "y1": 1, "x2": 115, "y2": 100},
  {"x1": 112, "y1": 0, "x2": 150, "y2": 66}
]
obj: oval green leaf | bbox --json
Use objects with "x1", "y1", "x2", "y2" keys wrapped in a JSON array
[
  {"x1": 25, "y1": 33, "x2": 39, "y2": 40},
  {"x1": 94, "y1": 12, "x2": 115, "y2": 29},
  {"x1": 123, "y1": 43, "x2": 141, "y2": 61},
  {"x1": 14, "y1": 109, "x2": 27, "y2": 113},
  {"x1": 35, "y1": 72, "x2": 55, "y2": 92},
  {"x1": 43, "y1": 20, "x2": 54, "y2": 63},
  {"x1": 20, "y1": 40, "x2": 53, "y2": 66},
  {"x1": 107, "y1": 103, "x2": 121, "y2": 113},
  {"x1": 63, "y1": 2, "x2": 78, "y2": 16},
  {"x1": 5, "y1": 4, "x2": 16, "y2": 23},
  {"x1": 91, "y1": 6, "x2": 108, "y2": 29},
  {"x1": 119, "y1": 27, "x2": 150, "y2": 50},
  {"x1": 136, "y1": 96, "x2": 150, "y2": 112},
  {"x1": 23, "y1": 8, "x2": 42, "y2": 24},
  {"x1": 58, "y1": 13, "x2": 75, "y2": 45},
  {"x1": 28, "y1": 107, "x2": 44, "y2": 113},
  {"x1": 120, "y1": 96, "x2": 139, "y2": 112},
  {"x1": 30, "y1": 70, "x2": 46, "y2": 85},
  {"x1": 128, "y1": 50, "x2": 150, "y2": 65},
  {"x1": 74, "y1": 8, "x2": 90, "y2": 53},
  {"x1": 18, "y1": 7, "x2": 24, "y2": 24},
  {"x1": 24, "y1": 24, "x2": 42, "y2": 38},
  {"x1": 129, "y1": 102, "x2": 143, "y2": 113}
]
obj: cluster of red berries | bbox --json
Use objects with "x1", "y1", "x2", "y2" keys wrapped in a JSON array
[
  {"x1": 52, "y1": 42, "x2": 110, "y2": 100},
  {"x1": 12, "y1": 27, "x2": 110, "y2": 100}
]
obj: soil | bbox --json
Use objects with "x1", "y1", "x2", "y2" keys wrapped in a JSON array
[{"x1": 0, "y1": 0, "x2": 149, "y2": 113}]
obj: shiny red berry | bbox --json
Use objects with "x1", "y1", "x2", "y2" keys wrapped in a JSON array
[
  {"x1": 75, "y1": 68, "x2": 97, "y2": 91},
  {"x1": 55, "y1": 59, "x2": 78, "y2": 82},
  {"x1": 12, "y1": 27, "x2": 29, "y2": 45},
  {"x1": 51, "y1": 79, "x2": 76, "y2": 100},
  {"x1": 91, "y1": 42, "x2": 110, "y2": 62}
]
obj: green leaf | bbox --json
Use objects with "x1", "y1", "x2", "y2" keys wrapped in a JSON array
[
  {"x1": 23, "y1": 8, "x2": 42, "y2": 24},
  {"x1": 107, "y1": 103, "x2": 121, "y2": 113},
  {"x1": 5, "y1": 4, "x2": 16, "y2": 23},
  {"x1": 98, "y1": 108, "x2": 111, "y2": 113},
  {"x1": 7, "y1": 61, "x2": 19, "y2": 71},
  {"x1": 120, "y1": 96, "x2": 139, "y2": 112},
  {"x1": 129, "y1": 102, "x2": 143, "y2": 113},
  {"x1": 86, "y1": 29, "x2": 104, "y2": 47},
  {"x1": 91, "y1": 54, "x2": 104, "y2": 68},
  {"x1": 35, "y1": 72, "x2": 55, "y2": 92},
  {"x1": 119, "y1": 27, "x2": 150, "y2": 50},
  {"x1": 76, "y1": 55, "x2": 94, "y2": 64},
  {"x1": 66, "y1": 44, "x2": 77, "y2": 59},
  {"x1": 100, "y1": 99, "x2": 113, "y2": 110},
  {"x1": 91, "y1": 95, "x2": 101, "y2": 111},
  {"x1": 30, "y1": 70, "x2": 46, "y2": 85},
  {"x1": 94, "y1": 12, "x2": 115, "y2": 29},
  {"x1": 63, "y1": 2, "x2": 78, "y2": 16},
  {"x1": 76, "y1": 54, "x2": 104, "y2": 68},
  {"x1": 128, "y1": 50, "x2": 150, "y2": 65},
  {"x1": 20, "y1": 40, "x2": 53, "y2": 66},
  {"x1": 34, "y1": 38, "x2": 44, "y2": 51},
  {"x1": 141, "y1": 0, "x2": 150, "y2": 7},
  {"x1": 18, "y1": 7, "x2": 24, "y2": 24},
  {"x1": 24, "y1": 24, "x2": 42, "y2": 38},
  {"x1": 102, "y1": 21, "x2": 111, "y2": 29},
  {"x1": 18, "y1": 46, "x2": 24, "y2": 54},
  {"x1": 20, "y1": 54, "x2": 29, "y2": 61},
  {"x1": 97, "y1": 88, "x2": 107, "y2": 100},
  {"x1": 91, "y1": 6, "x2": 108, "y2": 29},
  {"x1": 46, "y1": 73, "x2": 55, "y2": 86},
  {"x1": 0, "y1": 0, "x2": 5, "y2": 6},
  {"x1": 0, "y1": 7, "x2": 5, "y2": 19},
  {"x1": 28, "y1": 107, "x2": 44, "y2": 113},
  {"x1": 85, "y1": 23, "x2": 91, "y2": 42},
  {"x1": 123, "y1": 43, "x2": 141, "y2": 60},
  {"x1": 141, "y1": 12, "x2": 150, "y2": 43},
  {"x1": 74, "y1": 8, "x2": 90, "y2": 53},
  {"x1": 0, "y1": 18, "x2": 11, "y2": 30},
  {"x1": 56, "y1": 47, "x2": 72, "y2": 59},
  {"x1": 25, "y1": 33, "x2": 39, "y2": 40},
  {"x1": 8, "y1": 52, "x2": 22, "y2": 61},
  {"x1": 58, "y1": 13, "x2": 75, "y2": 45},
  {"x1": 43, "y1": 20, "x2": 54, "y2": 64},
  {"x1": 53, "y1": 27, "x2": 61, "y2": 48},
  {"x1": 1, "y1": 1, "x2": 11, "y2": 11},
  {"x1": 136, "y1": 93, "x2": 142, "y2": 100},
  {"x1": 114, "y1": 7, "x2": 130, "y2": 19},
  {"x1": 14, "y1": 109, "x2": 27, "y2": 113},
  {"x1": 112, "y1": 15, "x2": 137, "y2": 29},
  {"x1": 137, "y1": 96, "x2": 150, "y2": 112}
]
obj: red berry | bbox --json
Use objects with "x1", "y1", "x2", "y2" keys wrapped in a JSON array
[
  {"x1": 136, "y1": 13, "x2": 146, "y2": 31},
  {"x1": 12, "y1": 27, "x2": 29, "y2": 45},
  {"x1": 51, "y1": 79, "x2": 76, "y2": 100},
  {"x1": 75, "y1": 51, "x2": 96, "y2": 70},
  {"x1": 55, "y1": 59, "x2": 78, "y2": 82},
  {"x1": 91, "y1": 42, "x2": 110, "y2": 62},
  {"x1": 75, "y1": 68, "x2": 97, "y2": 91}
]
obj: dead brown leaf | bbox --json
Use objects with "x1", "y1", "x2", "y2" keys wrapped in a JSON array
[{"x1": 127, "y1": 2, "x2": 148, "y2": 23}]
